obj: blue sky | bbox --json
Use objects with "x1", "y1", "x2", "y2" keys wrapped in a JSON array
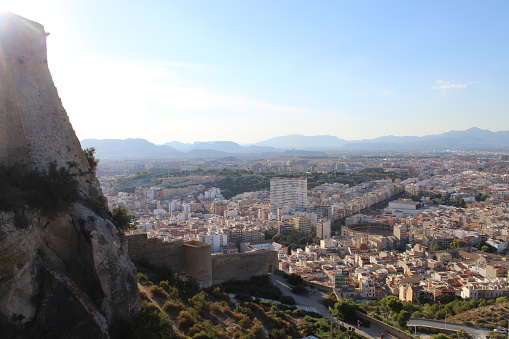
[{"x1": 3, "y1": 1, "x2": 509, "y2": 144}]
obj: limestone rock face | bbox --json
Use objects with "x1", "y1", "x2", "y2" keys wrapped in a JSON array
[{"x1": 0, "y1": 12, "x2": 139, "y2": 338}]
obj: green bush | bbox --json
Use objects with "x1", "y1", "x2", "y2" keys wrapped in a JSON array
[
  {"x1": 238, "y1": 315, "x2": 251, "y2": 329},
  {"x1": 189, "y1": 292, "x2": 211, "y2": 315},
  {"x1": 162, "y1": 300, "x2": 184, "y2": 316},
  {"x1": 280, "y1": 296, "x2": 296, "y2": 305},
  {"x1": 176, "y1": 310, "x2": 196, "y2": 331},
  {"x1": 291, "y1": 284, "x2": 308, "y2": 295},
  {"x1": 285, "y1": 273, "x2": 304, "y2": 286},
  {"x1": 0, "y1": 162, "x2": 78, "y2": 220},
  {"x1": 148, "y1": 285, "x2": 170, "y2": 300},
  {"x1": 83, "y1": 147, "x2": 99, "y2": 170},
  {"x1": 128, "y1": 301, "x2": 175, "y2": 339},
  {"x1": 137, "y1": 272, "x2": 149, "y2": 283}
]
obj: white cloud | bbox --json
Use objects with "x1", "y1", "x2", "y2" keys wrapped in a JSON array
[
  {"x1": 380, "y1": 90, "x2": 392, "y2": 96},
  {"x1": 433, "y1": 80, "x2": 478, "y2": 95}
]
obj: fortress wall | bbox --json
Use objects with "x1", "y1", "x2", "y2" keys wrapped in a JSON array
[
  {"x1": 211, "y1": 250, "x2": 278, "y2": 285},
  {"x1": 0, "y1": 13, "x2": 89, "y2": 171},
  {"x1": 184, "y1": 241, "x2": 212, "y2": 287},
  {"x1": 126, "y1": 234, "x2": 185, "y2": 274},
  {"x1": 127, "y1": 234, "x2": 279, "y2": 286}
]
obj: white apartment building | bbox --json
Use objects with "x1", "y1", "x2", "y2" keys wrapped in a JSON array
[
  {"x1": 198, "y1": 232, "x2": 228, "y2": 253},
  {"x1": 270, "y1": 177, "x2": 307, "y2": 213},
  {"x1": 317, "y1": 219, "x2": 331, "y2": 239}
]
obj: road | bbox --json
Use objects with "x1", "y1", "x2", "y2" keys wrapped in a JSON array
[
  {"x1": 269, "y1": 273, "x2": 330, "y2": 317},
  {"x1": 407, "y1": 318, "x2": 490, "y2": 339},
  {"x1": 269, "y1": 274, "x2": 399, "y2": 339}
]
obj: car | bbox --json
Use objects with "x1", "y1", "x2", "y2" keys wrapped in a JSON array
[{"x1": 493, "y1": 328, "x2": 508, "y2": 334}]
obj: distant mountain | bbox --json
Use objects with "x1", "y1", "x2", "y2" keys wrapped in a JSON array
[
  {"x1": 418, "y1": 127, "x2": 509, "y2": 146},
  {"x1": 165, "y1": 140, "x2": 277, "y2": 154},
  {"x1": 164, "y1": 141, "x2": 191, "y2": 152},
  {"x1": 184, "y1": 149, "x2": 230, "y2": 157},
  {"x1": 281, "y1": 149, "x2": 326, "y2": 156},
  {"x1": 82, "y1": 128, "x2": 509, "y2": 159},
  {"x1": 359, "y1": 135, "x2": 422, "y2": 143},
  {"x1": 344, "y1": 127, "x2": 509, "y2": 151},
  {"x1": 255, "y1": 134, "x2": 348, "y2": 149},
  {"x1": 81, "y1": 138, "x2": 181, "y2": 158}
]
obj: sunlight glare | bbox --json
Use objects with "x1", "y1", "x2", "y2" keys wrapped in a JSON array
[{"x1": 0, "y1": 0, "x2": 58, "y2": 28}]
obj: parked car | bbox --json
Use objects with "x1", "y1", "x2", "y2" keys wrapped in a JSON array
[{"x1": 493, "y1": 328, "x2": 508, "y2": 334}]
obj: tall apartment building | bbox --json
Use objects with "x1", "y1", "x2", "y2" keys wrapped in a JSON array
[
  {"x1": 270, "y1": 177, "x2": 307, "y2": 212},
  {"x1": 317, "y1": 219, "x2": 331, "y2": 239}
]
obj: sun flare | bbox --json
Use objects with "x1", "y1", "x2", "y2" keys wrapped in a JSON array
[{"x1": 0, "y1": 0, "x2": 58, "y2": 26}]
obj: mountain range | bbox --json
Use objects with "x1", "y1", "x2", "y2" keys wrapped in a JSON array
[{"x1": 81, "y1": 128, "x2": 509, "y2": 159}]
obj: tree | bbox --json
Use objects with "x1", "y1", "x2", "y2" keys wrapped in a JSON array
[
  {"x1": 392, "y1": 310, "x2": 411, "y2": 329},
  {"x1": 111, "y1": 206, "x2": 135, "y2": 231},
  {"x1": 475, "y1": 193, "x2": 488, "y2": 202},
  {"x1": 450, "y1": 239, "x2": 466, "y2": 249},
  {"x1": 481, "y1": 245, "x2": 491, "y2": 253},
  {"x1": 334, "y1": 299, "x2": 360, "y2": 322},
  {"x1": 286, "y1": 273, "x2": 303, "y2": 286},
  {"x1": 436, "y1": 293, "x2": 457, "y2": 304},
  {"x1": 431, "y1": 241, "x2": 445, "y2": 251},
  {"x1": 380, "y1": 296, "x2": 403, "y2": 314},
  {"x1": 291, "y1": 284, "x2": 308, "y2": 295}
]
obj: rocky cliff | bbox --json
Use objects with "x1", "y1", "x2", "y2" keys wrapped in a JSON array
[{"x1": 0, "y1": 12, "x2": 139, "y2": 338}]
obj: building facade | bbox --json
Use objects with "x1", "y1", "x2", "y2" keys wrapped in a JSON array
[{"x1": 270, "y1": 177, "x2": 307, "y2": 213}]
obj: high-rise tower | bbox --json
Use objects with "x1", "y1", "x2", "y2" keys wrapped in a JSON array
[{"x1": 270, "y1": 177, "x2": 307, "y2": 212}]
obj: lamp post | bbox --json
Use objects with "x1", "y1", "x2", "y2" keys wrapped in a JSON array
[{"x1": 329, "y1": 307, "x2": 333, "y2": 336}]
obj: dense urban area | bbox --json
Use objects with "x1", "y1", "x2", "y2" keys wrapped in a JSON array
[{"x1": 96, "y1": 150, "x2": 509, "y2": 338}]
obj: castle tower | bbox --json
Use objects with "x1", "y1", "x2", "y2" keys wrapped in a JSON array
[{"x1": 0, "y1": 11, "x2": 88, "y2": 171}]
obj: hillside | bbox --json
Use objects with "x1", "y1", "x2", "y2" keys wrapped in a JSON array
[
  {"x1": 128, "y1": 261, "x2": 344, "y2": 339},
  {"x1": 447, "y1": 301, "x2": 509, "y2": 329}
]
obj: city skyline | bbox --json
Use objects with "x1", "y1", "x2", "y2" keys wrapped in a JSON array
[{"x1": 3, "y1": 1, "x2": 509, "y2": 144}]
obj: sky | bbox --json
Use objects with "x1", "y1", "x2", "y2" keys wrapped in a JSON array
[{"x1": 2, "y1": 0, "x2": 509, "y2": 144}]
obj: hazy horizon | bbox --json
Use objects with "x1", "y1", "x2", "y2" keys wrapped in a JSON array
[
  {"x1": 3, "y1": 1, "x2": 509, "y2": 144},
  {"x1": 81, "y1": 126, "x2": 505, "y2": 147}
]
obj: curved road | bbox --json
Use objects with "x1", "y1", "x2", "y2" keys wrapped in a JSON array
[
  {"x1": 269, "y1": 274, "x2": 397, "y2": 339},
  {"x1": 407, "y1": 318, "x2": 490, "y2": 339}
]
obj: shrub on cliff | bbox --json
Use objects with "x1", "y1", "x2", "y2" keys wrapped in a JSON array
[
  {"x1": 0, "y1": 162, "x2": 78, "y2": 222},
  {"x1": 111, "y1": 205, "x2": 136, "y2": 231},
  {"x1": 128, "y1": 301, "x2": 175, "y2": 339},
  {"x1": 83, "y1": 147, "x2": 99, "y2": 171}
]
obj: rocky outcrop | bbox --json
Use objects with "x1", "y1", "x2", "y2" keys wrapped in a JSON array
[{"x1": 0, "y1": 12, "x2": 139, "y2": 338}]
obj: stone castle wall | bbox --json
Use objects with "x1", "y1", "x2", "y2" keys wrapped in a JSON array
[
  {"x1": 127, "y1": 234, "x2": 185, "y2": 274},
  {"x1": 211, "y1": 250, "x2": 278, "y2": 285},
  {"x1": 0, "y1": 12, "x2": 89, "y2": 171},
  {"x1": 0, "y1": 13, "x2": 139, "y2": 337},
  {"x1": 127, "y1": 234, "x2": 278, "y2": 286}
]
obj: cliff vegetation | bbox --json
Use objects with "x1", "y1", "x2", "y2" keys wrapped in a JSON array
[{"x1": 0, "y1": 162, "x2": 78, "y2": 220}]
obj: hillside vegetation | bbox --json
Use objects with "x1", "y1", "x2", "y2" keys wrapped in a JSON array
[
  {"x1": 123, "y1": 262, "x2": 362, "y2": 339},
  {"x1": 446, "y1": 301, "x2": 509, "y2": 329}
]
